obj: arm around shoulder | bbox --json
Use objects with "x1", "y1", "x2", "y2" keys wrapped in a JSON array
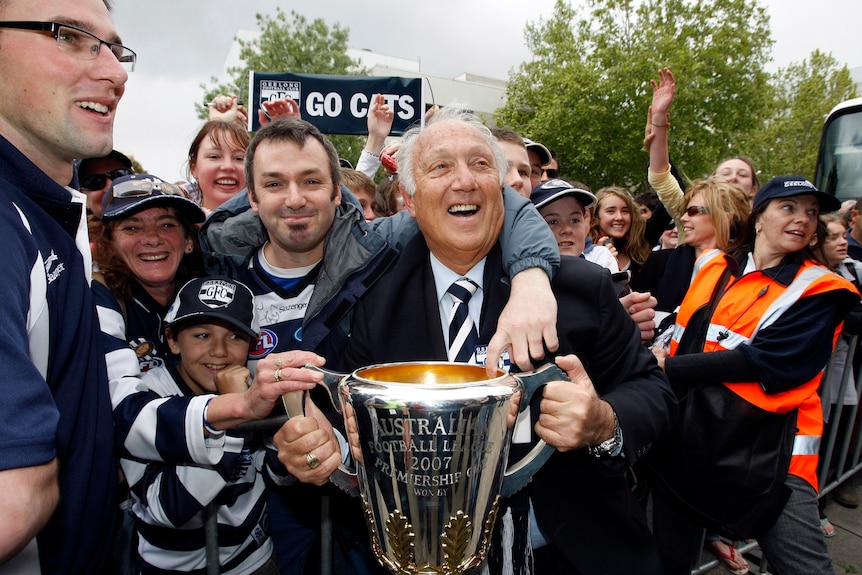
[{"x1": 500, "y1": 186, "x2": 560, "y2": 277}]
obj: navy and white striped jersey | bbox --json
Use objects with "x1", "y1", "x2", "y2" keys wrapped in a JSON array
[
  {"x1": 95, "y1": 279, "x2": 242, "y2": 464},
  {"x1": 122, "y1": 363, "x2": 292, "y2": 574}
]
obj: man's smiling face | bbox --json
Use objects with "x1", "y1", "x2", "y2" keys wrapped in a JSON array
[{"x1": 404, "y1": 119, "x2": 505, "y2": 275}]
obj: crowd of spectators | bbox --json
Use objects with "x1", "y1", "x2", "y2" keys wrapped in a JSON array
[{"x1": 2, "y1": 2, "x2": 860, "y2": 574}]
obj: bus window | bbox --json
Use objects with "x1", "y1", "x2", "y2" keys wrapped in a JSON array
[{"x1": 815, "y1": 99, "x2": 862, "y2": 202}]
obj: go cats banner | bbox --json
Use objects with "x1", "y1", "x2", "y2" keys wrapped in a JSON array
[{"x1": 248, "y1": 71, "x2": 424, "y2": 134}]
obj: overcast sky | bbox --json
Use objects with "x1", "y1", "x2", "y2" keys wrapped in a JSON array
[{"x1": 110, "y1": 0, "x2": 862, "y2": 183}]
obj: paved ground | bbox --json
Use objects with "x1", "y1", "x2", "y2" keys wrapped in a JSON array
[
  {"x1": 695, "y1": 492, "x2": 862, "y2": 574},
  {"x1": 825, "y1": 494, "x2": 862, "y2": 575}
]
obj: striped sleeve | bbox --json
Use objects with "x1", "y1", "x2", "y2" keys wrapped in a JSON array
[{"x1": 93, "y1": 281, "x2": 225, "y2": 464}]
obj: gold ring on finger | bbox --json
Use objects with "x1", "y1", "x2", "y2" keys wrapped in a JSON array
[
  {"x1": 306, "y1": 452, "x2": 321, "y2": 470},
  {"x1": 274, "y1": 368, "x2": 282, "y2": 382}
]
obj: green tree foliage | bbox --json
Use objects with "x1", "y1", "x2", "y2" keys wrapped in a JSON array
[
  {"x1": 745, "y1": 51, "x2": 858, "y2": 181},
  {"x1": 496, "y1": 0, "x2": 774, "y2": 192},
  {"x1": 199, "y1": 9, "x2": 369, "y2": 162}
]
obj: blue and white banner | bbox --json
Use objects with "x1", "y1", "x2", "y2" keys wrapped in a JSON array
[{"x1": 248, "y1": 72, "x2": 424, "y2": 134}]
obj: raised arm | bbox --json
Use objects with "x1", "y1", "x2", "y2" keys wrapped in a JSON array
[
  {"x1": 356, "y1": 94, "x2": 395, "y2": 178},
  {"x1": 208, "y1": 94, "x2": 249, "y2": 129},
  {"x1": 647, "y1": 68, "x2": 674, "y2": 174},
  {"x1": 646, "y1": 68, "x2": 686, "y2": 222},
  {"x1": 259, "y1": 97, "x2": 302, "y2": 126}
]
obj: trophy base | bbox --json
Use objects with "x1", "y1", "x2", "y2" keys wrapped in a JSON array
[{"x1": 362, "y1": 495, "x2": 500, "y2": 575}]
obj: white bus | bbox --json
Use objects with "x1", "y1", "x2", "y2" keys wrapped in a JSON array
[{"x1": 814, "y1": 98, "x2": 862, "y2": 202}]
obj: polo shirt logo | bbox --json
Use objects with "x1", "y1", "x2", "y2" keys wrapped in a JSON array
[{"x1": 44, "y1": 250, "x2": 65, "y2": 284}]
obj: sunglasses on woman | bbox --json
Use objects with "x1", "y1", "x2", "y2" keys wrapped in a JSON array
[{"x1": 683, "y1": 205, "x2": 710, "y2": 217}]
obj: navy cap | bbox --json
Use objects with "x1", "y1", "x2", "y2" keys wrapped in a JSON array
[
  {"x1": 531, "y1": 179, "x2": 597, "y2": 211},
  {"x1": 523, "y1": 138, "x2": 551, "y2": 165},
  {"x1": 164, "y1": 276, "x2": 260, "y2": 340},
  {"x1": 101, "y1": 174, "x2": 206, "y2": 223},
  {"x1": 753, "y1": 176, "x2": 840, "y2": 213},
  {"x1": 79, "y1": 149, "x2": 133, "y2": 173}
]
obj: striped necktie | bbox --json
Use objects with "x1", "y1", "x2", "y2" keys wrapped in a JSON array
[{"x1": 447, "y1": 278, "x2": 479, "y2": 362}]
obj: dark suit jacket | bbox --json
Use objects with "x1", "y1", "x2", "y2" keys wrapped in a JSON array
[{"x1": 341, "y1": 237, "x2": 676, "y2": 575}]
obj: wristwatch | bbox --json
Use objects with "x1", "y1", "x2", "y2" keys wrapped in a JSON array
[{"x1": 588, "y1": 412, "x2": 623, "y2": 458}]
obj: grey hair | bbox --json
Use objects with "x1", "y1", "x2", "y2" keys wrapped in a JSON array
[{"x1": 398, "y1": 103, "x2": 507, "y2": 197}]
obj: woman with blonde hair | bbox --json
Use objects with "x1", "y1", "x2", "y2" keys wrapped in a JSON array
[{"x1": 633, "y1": 179, "x2": 750, "y2": 313}]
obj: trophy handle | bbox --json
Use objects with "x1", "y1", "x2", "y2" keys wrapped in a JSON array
[
  {"x1": 281, "y1": 364, "x2": 346, "y2": 418},
  {"x1": 500, "y1": 362, "x2": 568, "y2": 497},
  {"x1": 281, "y1": 364, "x2": 360, "y2": 496}
]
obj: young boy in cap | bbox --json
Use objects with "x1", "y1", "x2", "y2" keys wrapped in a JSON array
[
  {"x1": 121, "y1": 276, "x2": 286, "y2": 575},
  {"x1": 531, "y1": 178, "x2": 619, "y2": 273}
]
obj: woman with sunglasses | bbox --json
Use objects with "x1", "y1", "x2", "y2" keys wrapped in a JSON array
[
  {"x1": 92, "y1": 173, "x2": 206, "y2": 374},
  {"x1": 650, "y1": 177, "x2": 859, "y2": 575},
  {"x1": 655, "y1": 219, "x2": 679, "y2": 251},
  {"x1": 633, "y1": 179, "x2": 750, "y2": 316}
]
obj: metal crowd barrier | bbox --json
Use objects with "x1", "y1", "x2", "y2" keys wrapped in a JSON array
[
  {"x1": 690, "y1": 334, "x2": 862, "y2": 575},
  {"x1": 818, "y1": 334, "x2": 862, "y2": 498}
]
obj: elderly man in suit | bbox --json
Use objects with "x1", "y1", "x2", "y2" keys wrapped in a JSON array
[{"x1": 276, "y1": 106, "x2": 676, "y2": 575}]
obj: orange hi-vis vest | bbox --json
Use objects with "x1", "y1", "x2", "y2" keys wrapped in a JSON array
[{"x1": 670, "y1": 249, "x2": 851, "y2": 491}]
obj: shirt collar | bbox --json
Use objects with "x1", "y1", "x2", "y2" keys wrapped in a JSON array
[{"x1": 429, "y1": 253, "x2": 486, "y2": 305}]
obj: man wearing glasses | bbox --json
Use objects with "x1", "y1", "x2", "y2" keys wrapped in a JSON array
[
  {"x1": 77, "y1": 149, "x2": 135, "y2": 218},
  {"x1": 0, "y1": 0, "x2": 135, "y2": 572}
]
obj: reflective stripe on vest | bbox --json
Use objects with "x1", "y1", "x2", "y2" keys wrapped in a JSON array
[
  {"x1": 705, "y1": 266, "x2": 833, "y2": 351},
  {"x1": 670, "y1": 255, "x2": 851, "y2": 490},
  {"x1": 793, "y1": 435, "x2": 821, "y2": 456}
]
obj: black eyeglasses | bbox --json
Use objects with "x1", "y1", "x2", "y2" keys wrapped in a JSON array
[
  {"x1": 0, "y1": 21, "x2": 136, "y2": 71},
  {"x1": 665, "y1": 220, "x2": 676, "y2": 231},
  {"x1": 542, "y1": 168, "x2": 559, "y2": 179},
  {"x1": 683, "y1": 205, "x2": 710, "y2": 217},
  {"x1": 79, "y1": 168, "x2": 134, "y2": 191}
]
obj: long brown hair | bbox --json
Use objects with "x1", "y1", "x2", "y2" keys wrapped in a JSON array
[
  {"x1": 590, "y1": 186, "x2": 651, "y2": 266},
  {"x1": 92, "y1": 209, "x2": 204, "y2": 301}
]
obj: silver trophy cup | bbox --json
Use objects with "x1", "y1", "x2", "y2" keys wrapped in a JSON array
[{"x1": 285, "y1": 362, "x2": 563, "y2": 575}]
